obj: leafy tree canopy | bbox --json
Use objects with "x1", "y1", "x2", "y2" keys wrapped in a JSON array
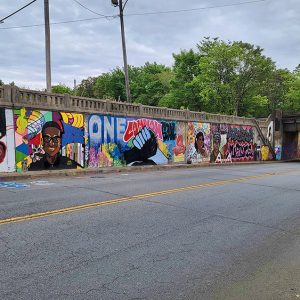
[
  {"x1": 31, "y1": 38, "x2": 300, "y2": 117},
  {"x1": 52, "y1": 84, "x2": 73, "y2": 95}
]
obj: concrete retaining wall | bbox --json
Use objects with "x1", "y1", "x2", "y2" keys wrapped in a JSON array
[{"x1": 0, "y1": 85, "x2": 270, "y2": 173}]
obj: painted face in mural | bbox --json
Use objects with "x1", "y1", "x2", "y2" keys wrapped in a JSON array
[
  {"x1": 194, "y1": 131, "x2": 208, "y2": 157},
  {"x1": 0, "y1": 142, "x2": 6, "y2": 163},
  {"x1": 195, "y1": 132, "x2": 204, "y2": 149},
  {"x1": 210, "y1": 132, "x2": 222, "y2": 163},
  {"x1": 213, "y1": 133, "x2": 221, "y2": 153},
  {"x1": 42, "y1": 122, "x2": 62, "y2": 163}
]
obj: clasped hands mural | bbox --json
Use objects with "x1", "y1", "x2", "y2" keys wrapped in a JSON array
[{"x1": 0, "y1": 107, "x2": 256, "y2": 172}]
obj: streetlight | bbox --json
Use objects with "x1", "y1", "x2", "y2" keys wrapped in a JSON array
[{"x1": 112, "y1": 0, "x2": 131, "y2": 102}]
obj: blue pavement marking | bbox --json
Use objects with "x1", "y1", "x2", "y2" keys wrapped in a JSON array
[{"x1": 0, "y1": 182, "x2": 29, "y2": 189}]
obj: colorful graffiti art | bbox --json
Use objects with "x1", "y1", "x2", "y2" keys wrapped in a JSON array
[
  {"x1": 87, "y1": 115, "x2": 177, "y2": 167},
  {"x1": 209, "y1": 124, "x2": 254, "y2": 163},
  {"x1": 261, "y1": 145, "x2": 270, "y2": 161},
  {"x1": 88, "y1": 115, "x2": 126, "y2": 167},
  {"x1": 124, "y1": 119, "x2": 175, "y2": 165},
  {"x1": 14, "y1": 109, "x2": 85, "y2": 171},
  {"x1": 210, "y1": 124, "x2": 229, "y2": 163},
  {"x1": 0, "y1": 108, "x2": 6, "y2": 164},
  {"x1": 0, "y1": 108, "x2": 15, "y2": 172},
  {"x1": 275, "y1": 145, "x2": 282, "y2": 160},
  {"x1": 267, "y1": 121, "x2": 274, "y2": 144},
  {"x1": 187, "y1": 122, "x2": 210, "y2": 163},
  {"x1": 173, "y1": 122, "x2": 186, "y2": 163},
  {"x1": 226, "y1": 125, "x2": 254, "y2": 162}
]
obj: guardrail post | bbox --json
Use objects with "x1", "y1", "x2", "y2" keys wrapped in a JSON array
[
  {"x1": 185, "y1": 109, "x2": 190, "y2": 120},
  {"x1": 64, "y1": 93, "x2": 71, "y2": 109},
  {"x1": 139, "y1": 103, "x2": 143, "y2": 116},
  {"x1": 164, "y1": 107, "x2": 168, "y2": 117}
]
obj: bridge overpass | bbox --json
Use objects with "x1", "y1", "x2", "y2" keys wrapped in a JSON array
[
  {"x1": 282, "y1": 113, "x2": 300, "y2": 159},
  {"x1": 268, "y1": 110, "x2": 300, "y2": 160}
]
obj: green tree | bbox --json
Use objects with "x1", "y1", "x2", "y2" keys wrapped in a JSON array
[
  {"x1": 281, "y1": 66, "x2": 300, "y2": 113},
  {"x1": 75, "y1": 77, "x2": 97, "y2": 98},
  {"x1": 131, "y1": 62, "x2": 173, "y2": 106},
  {"x1": 52, "y1": 84, "x2": 73, "y2": 94},
  {"x1": 94, "y1": 68, "x2": 126, "y2": 101},
  {"x1": 260, "y1": 68, "x2": 291, "y2": 112},
  {"x1": 0, "y1": 79, "x2": 3, "y2": 86},
  {"x1": 92, "y1": 63, "x2": 173, "y2": 104},
  {"x1": 195, "y1": 38, "x2": 276, "y2": 116},
  {"x1": 159, "y1": 49, "x2": 201, "y2": 109}
]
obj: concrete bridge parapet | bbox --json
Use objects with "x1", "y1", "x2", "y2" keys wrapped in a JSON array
[
  {"x1": 0, "y1": 85, "x2": 259, "y2": 126},
  {"x1": 0, "y1": 85, "x2": 281, "y2": 174}
]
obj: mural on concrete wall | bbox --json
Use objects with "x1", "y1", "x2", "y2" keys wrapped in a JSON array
[
  {"x1": 226, "y1": 125, "x2": 254, "y2": 162},
  {"x1": 267, "y1": 121, "x2": 274, "y2": 145},
  {"x1": 0, "y1": 105, "x2": 262, "y2": 173},
  {"x1": 14, "y1": 108, "x2": 85, "y2": 171},
  {"x1": 275, "y1": 145, "x2": 282, "y2": 160},
  {"x1": 282, "y1": 132, "x2": 298, "y2": 160},
  {"x1": 88, "y1": 115, "x2": 126, "y2": 167},
  {"x1": 187, "y1": 122, "x2": 210, "y2": 163},
  {"x1": 261, "y1": 145, "x2": 271, "y2": 161},
  {"x1": 0, "y1": 108, "x2": 15, "y2": 172},
  {"x1": 173, "y1": 122, "x2": 186, "y2": 163},
  {"x1": 87, "y1": 115, "x2": 177, "y2": 167},
  {"x1": 210, "y1": 124, "x2": 254, "y2": 163},
  {"x1": 0, "y1": 108, "x2": 6, "y2": 165},
  {"x1": 210, "y1": 124, "x2": 230, "y2": 163}
]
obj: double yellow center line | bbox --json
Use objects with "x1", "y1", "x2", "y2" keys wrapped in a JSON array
[{"x1": 0, "y1": 169, "x2": 297, "y2": 226}]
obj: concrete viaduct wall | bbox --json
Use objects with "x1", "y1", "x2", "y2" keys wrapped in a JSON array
[
  {"x1": 0, "y1": 85, "x2": 272, "y2": 173},
  {"x1": 268, "y1": 110, "x2": 300, "y2": 160}
]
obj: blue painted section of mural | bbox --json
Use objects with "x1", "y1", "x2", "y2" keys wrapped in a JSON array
[{"x1": 87, "y1": 115, "x2": 177, "y2": 167}]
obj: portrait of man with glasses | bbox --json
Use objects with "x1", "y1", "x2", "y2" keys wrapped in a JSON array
[{"x1": 28, "y1": 121, "x2": 79, "y2": 170}]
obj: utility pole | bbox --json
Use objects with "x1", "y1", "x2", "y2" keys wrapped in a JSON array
[
  {"x1": 112, "y1": 0, "x2": 131, "y2": 102},
  {"x1": 44, "y1": 0, "x2": 52, "y2": 92}
]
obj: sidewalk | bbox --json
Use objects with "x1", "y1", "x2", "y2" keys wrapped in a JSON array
[{"x1": 0, "y1": 160, "x2": 283, "y2": 182}]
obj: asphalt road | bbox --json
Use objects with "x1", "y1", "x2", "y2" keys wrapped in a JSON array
[{"x1": 0, "y1": 162, "x2": 300, "y2": 300}]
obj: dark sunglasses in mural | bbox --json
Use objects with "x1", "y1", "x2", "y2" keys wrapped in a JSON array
[{"x1": 43, "y1": 135, "x2": 61, "y2": 144}]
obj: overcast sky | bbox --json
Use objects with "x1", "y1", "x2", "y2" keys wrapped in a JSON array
[{"x1": 0, "y1": 0, "x2": 299, "y2": 90}]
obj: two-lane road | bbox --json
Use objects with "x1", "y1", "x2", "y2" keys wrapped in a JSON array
[{"x1": 0, "y1": 163, "x2": 300, "y2": 299}]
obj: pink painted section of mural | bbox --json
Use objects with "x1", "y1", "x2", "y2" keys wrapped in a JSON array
[{"x1": 0, "y1": 108, "x2": 15, "y2": 172}]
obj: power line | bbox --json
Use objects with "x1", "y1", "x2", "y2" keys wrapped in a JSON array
[
  {"x1": 125, "y1": 0, "x2": 269, "y2": 17},
  {"x1": 0, "y1": 0, "x2": 37, "y2": 23},
  {"x1": 72, "y1": 0, "x2": 107, "y2": 17},
  {"x1": 0, "y1": 0, "x2": 269, "y2": 30},
  {"x1": 0, "y1": 16, "x2": 115, "y2": 30}
]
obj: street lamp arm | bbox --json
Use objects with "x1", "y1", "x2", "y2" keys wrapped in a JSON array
[{"x1": 122, "y1": 0, "x2": 129, "y2": 10}]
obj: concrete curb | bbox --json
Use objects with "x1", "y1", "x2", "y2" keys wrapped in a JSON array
[{"x1": 0, "y1": 160, "x2": 286, "y2": 182}]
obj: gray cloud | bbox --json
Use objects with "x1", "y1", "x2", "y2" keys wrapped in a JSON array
[{"x1": 0, "y1": 0, "x2": 299, "y2": 90}]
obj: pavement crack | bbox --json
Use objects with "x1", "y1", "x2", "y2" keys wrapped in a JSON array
[
  {"x1": 139, "y1": 196, "x2": 300, "y2": 237},
  {"x1": 237, "y1": 181, "x2": 300, "y2": 192},
  {"x1": 212, "y1": 213, "x2": 300, "y2": 236},
  {"x1": 61, "y1": 185, "x2": 127, "y2": 197}
]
